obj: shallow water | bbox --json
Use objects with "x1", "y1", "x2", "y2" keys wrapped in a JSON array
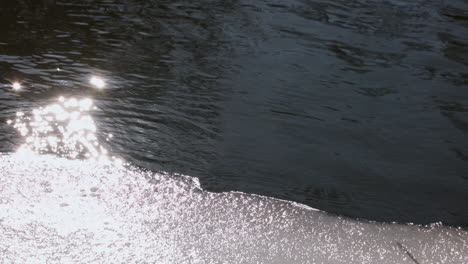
[{"x1": 0, "y1": 0, "x2": 467, "y2": 226}]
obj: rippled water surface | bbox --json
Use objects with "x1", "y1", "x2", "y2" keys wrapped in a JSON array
[{"x1": 0, "y1": 0, "x2": 467, "y2": 226}]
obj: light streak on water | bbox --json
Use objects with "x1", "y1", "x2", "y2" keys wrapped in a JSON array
[
  {"x1": 90, "y1": 76, "x2": 106, "y2": 89},
  {"x1": 8, "y1": 96, "x2": 122, "y2": 165}
]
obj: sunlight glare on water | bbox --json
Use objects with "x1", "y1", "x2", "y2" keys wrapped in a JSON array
[
  {"x1": 12, "y1": 82, "x2": 21, "y2": 91},
  {"x1": 90, "y1": 76, "x2": 106, "y2": 89},
  {"x1": 8, "y1": 96, "x2": 122, "y2": 165},
  {"x1": 0, "y1": 153, "x2": 466, "y2": 263}
]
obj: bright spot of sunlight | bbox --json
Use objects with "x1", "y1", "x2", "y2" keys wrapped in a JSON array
[
  {"x1": 8, "y1": 96, "x2": 122, "y2": 165},
  {"x1": 12, "y1": 82, "x2": 21, "y2": 91},
  {"x1": 90, "y1": 76, "x2": 106, "y2": 89}
]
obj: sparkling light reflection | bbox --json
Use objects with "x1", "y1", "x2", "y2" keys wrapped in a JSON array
[
  {"x1": 90, "y1": 76, "x2": 106, "y2": 89},
  {"x1": 12, "y1": 82, "x2": 21, "y2": 91},
  {"x1": 8, "y1": 97, "x2": 121, "y2": 165},
  {"x1": 0, "y1": 154, "x2": 467, "y2": 263}
]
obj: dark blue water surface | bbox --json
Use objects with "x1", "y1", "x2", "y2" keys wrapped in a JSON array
[{"x1": 0, "y1": 0, "x2": 467, "y2": 226}]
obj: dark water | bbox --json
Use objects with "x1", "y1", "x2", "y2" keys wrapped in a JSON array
[{"x1": 0, "y1": 0, "x2": 467, "y2": 226}]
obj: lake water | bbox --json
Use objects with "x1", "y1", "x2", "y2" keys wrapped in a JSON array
[{"x1": 0, "y1": 0, "x2": 467, "y2": 227}]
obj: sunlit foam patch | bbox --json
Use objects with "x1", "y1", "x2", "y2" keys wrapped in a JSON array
[{"x1": 8, "y1": 97, "x2": 122, "y2": 165}]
